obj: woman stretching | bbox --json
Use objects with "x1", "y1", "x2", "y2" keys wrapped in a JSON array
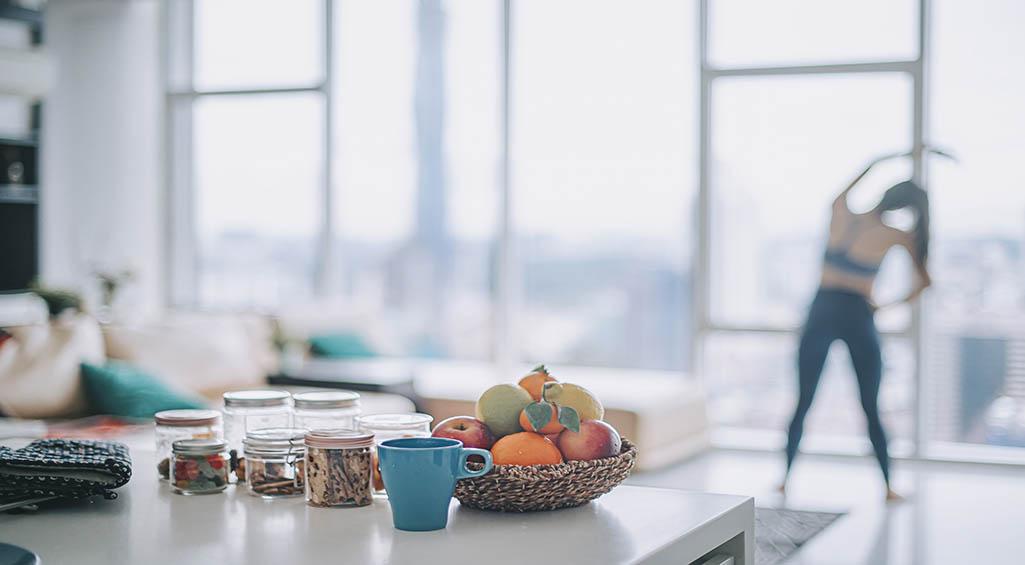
[{"x1": 782, "y1": 152, "x2": 932, "y2": 501}]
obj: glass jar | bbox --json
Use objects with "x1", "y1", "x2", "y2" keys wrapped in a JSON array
[
  {"x1": 355, "y1": 413, "x2": 433, "y2": 494},
  {"x1": 223, "y1": 390, "x2": 292, "y2": 480},
  {"x1": 154, "y1": 409, "x2": 222, "y2": 481},
  {"x1": 171, "y1": 439, "x2": 230, "y2": 495},
  {"x1": 292, "y1": 390, "x2": 361, "y2": 430},
  {"x1": 243, "y1": 427, "x2": 308, "y2": 498},
  {"x1": 304, "y1": 429, "x2": 375, "y2": 508}
]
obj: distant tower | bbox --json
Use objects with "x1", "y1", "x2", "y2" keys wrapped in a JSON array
[
  {"x1": 414, "y1": 0, "x2": 448, "y2": 260},
  {"x1": 386, "y1": 0, "x2": 449, "y2": 356}
]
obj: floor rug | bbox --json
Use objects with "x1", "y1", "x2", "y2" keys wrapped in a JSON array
[{"x1": 755, "y1": 507, "x2": 843, "y2": 565}]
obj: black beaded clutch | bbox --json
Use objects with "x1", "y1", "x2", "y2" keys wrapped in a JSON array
[{"x1": 0, "y1": 439, "x2": 132, "y2": 506}]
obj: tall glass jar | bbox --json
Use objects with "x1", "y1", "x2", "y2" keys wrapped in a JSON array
[
  {"x1": 292, "y1": 390, "x2": 361, "y2": 430},
  {"x1": 355, "y1": 413, "x2": 433, "y2": 494},
  {"x1": 304, "y1": 429, "x2": 375, "y2": 508},
  {"x1": 223, "y1": 390, "x2": 292, "y2": 481},
  {"x1": 243, "y1": 428, "x2": 307, "y2": 498},
  {"x1": 154, "y1": 409, "x2": 222, "y2": 481},
  {"x1": 171, "y1": 439, "x2": 230, "y2": 495}
]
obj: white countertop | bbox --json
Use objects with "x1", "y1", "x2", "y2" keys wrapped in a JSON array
[{"x1": 0, "y1": 449, "x2": 753, "y2": 564}]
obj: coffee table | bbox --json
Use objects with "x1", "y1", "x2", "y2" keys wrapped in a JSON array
[{"x1": 0, "y1": 449, "x2": 754, "y2": 564}]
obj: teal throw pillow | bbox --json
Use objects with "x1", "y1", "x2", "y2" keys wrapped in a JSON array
[
  {"x1": 80, "y1": 362, "x2": 206, "y2": 418},
  {"x1": 308, "y1": 333, "x2": 377, "y2": 359}
]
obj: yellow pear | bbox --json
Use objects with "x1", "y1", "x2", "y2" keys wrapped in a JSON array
[{"x1": 542, "y1": 382, "x2": 604, "y2": 421}]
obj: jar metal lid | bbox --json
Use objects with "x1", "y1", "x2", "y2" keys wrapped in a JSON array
[
  {"x1": 243, "y1": 427, "x2": 308, "y2": 455},
  {"x1": 172, "y1": 438, "x2": 227, "y2": 455},
  {"x1": 355, "y1": 413, "x2": 433, "y2": 430},
  {"x1": 292, "y1": 390, "x2": 360, "y2": 410},
  {"x1": 155, "y1": 409, "x2": 221, "y2": 427},
  {"x1": 304, "y1": 429, "x2": 374, "y2": 449},
  {"x1": 223, "y1": 390, "x2": 291, "y2": 408}
]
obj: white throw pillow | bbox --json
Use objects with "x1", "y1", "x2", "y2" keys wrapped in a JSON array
[
  {"x1": 102, "y1": 313, "x2": 278, "y2": 399},
  {"x1": 0, "y1": 314, "x2": 105, "y2": 418}
]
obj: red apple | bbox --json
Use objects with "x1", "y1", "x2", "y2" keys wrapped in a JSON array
[
  {"x1": 432, "y1": 416, "x2": 496, "y2": 450},
  {"x1": 556, "y1": 420, "x2": 621, "y2": 461}
]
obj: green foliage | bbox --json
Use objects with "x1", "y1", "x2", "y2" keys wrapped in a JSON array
[
  {"x1": 525, "y1": 401, "x2": 553, "y2": 432},
  {"x1": 558, "y1": 406, "x2": 580, "y2": 433},
  {"x1": 29, "y1": 280, "x2": 84, "y2": 318}
]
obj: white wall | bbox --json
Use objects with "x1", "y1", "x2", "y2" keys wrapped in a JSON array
[{"x1": 41, "y1": 0, "x2": 164, "y2": 317}]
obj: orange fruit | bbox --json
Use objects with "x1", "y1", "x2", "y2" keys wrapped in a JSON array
[
  {"x1": 491, "y1": 432, "x2": 563, "y2": 466},
  {"x1": 518, "y1": 365, "x2": 557, "y2": 401},
  {"x1": 518, "y1": 402, "x2": 565, "y2": 434}
]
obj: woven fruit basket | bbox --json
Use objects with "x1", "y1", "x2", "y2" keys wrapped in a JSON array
[{"x1": 454, "y1": 439, "x2": 637, "y2": 512}]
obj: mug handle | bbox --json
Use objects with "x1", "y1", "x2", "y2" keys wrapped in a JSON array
[{"x1": 456, "y1": 448, "x2": 493, "y2": 479}]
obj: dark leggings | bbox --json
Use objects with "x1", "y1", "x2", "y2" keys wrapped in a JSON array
[{"x1": 785, "y1": 288, "x2": 891, "y2": 485}]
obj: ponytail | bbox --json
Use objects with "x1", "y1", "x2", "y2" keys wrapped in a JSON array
[{"x1": 878, "y1": 180, "x2": 930, "y2": 264}]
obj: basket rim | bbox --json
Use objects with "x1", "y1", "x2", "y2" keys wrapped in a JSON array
[{"x1": 481, "y1": 438, "x2": 636, "y2": 475}]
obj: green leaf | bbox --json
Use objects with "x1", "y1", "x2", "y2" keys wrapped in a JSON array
[
  {"x1": 531, "y1": 364, "x2": 548, "y2": 375},
  {"x1": 558, "y1": 406, "x2": 580, "y2": 433},
  {"x1": 525, "y1": 401, "x2": 553, "y2": 432}
]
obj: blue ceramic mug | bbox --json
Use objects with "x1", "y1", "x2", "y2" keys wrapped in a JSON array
[{"x1": 377, "y1": 437, "x2": 493, "y2": 531}]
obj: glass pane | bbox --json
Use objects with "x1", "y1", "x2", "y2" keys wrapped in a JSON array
[
  {"x1": 332, "y1": 1, "x2": 500, "y2": 359},
  {"x1": 706, "y1": 331, "x2": 914, "y2": 448},
  {"x1": 193, "y1": 93, "x2": 323, "y2": 307},
  {"x1": 710, "y1": 74, "x2": 913, "y2": 331},
  {"x1": 925, "y1": 0, "x2": 1025, "y2": 458},
  {"x1": 709, "y1": 0, "x2": 918, "y2": 68},
  {"x1": 193, "y1": 0, "x2": 323, "y2": 90},
  {"x1": 0, "y1": 95, "x2": 30, "y2": 138},
  {"x1": 512, "y1": 0, "x2": 696, "y2": 370}
]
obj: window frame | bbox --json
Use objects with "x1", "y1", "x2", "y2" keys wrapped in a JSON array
[
  {"x1": 695, "y1": 0, "x2": 932, "y2": 456},
  {"x1": 164, "y1": 0, "x2": 1024, "y2": 465},
  {"x1": 698, "y1": 0, "x2": 1023, "y2": 465}
]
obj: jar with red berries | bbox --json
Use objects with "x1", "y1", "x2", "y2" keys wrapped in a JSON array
[{"x1": 171, "y1": 439, "x2": 230, "y2": 495}]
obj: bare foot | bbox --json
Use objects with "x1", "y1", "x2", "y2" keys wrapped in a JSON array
[{"x1": 885, "y1": 488, "x2": 904, "y2": 503}]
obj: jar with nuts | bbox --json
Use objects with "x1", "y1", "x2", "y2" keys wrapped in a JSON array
[{"x1": 243, "y1": 428, "x2": 308, "y2": 498}]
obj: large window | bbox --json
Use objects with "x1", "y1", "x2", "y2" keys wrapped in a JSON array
[
  {"x1": 701, "y1": 0, "x2": 1025, "y2": 462},
  {"x1": 705, "y1": 74, "x2": 917, "y2": 451},
  {"x1": 925, "y1": 0, "x2": 1025, "y2": 457},
  {"x1": 331, "y1": 1, "x2": 500, "y2": 359},
  {"x1": 511, "y1": 0, "x2": 695, "y2": 370},
  {"x1": 167, "y1": 0, "x2": 694, "y2": 366},
  {"x1": 169, "y1": 1, "x2": 1025, "y2": 463}
]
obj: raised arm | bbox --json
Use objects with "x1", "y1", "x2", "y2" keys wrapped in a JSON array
[{"x1": 835, "y1": 151, "x2": 914, "y2": 207}]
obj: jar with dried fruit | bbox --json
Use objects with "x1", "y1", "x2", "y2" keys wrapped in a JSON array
[
  {"x1": 243, "y1": 427, "x2": 308, "y2": 498},
  {"x1": 154, "y1": 409, "x2": 222, "y2": 481},
  {"x1": 171, "y1": 439, "x2": 230, "y2": 495},
  {"x1": 303, "y1": 429, "x2": 375, "y2": 508},
  {"x1": 355, "y1": 413, "x2": 433, "y2": 495}
]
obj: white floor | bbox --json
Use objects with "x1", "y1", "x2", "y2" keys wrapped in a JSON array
[{"x1": 628, "y1": 448, "x2": 1025, "y2": 564}]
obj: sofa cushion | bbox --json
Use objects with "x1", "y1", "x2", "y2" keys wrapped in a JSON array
[
  {"x1": 81, "y1": 361, "x2": 207, "y2": 418},
  {"x1": 309, "y1": 333, "x2": 376, "y2": 359},
  {"x1": 0, "y1": 314, "x2": 105, "y2": 418},
  {"x1": 103, "y1": 313, "x2": 278, "y2": 400}
]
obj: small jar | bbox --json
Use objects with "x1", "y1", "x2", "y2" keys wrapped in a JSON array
[
  {"x1": 223, "y1": 390, "x2": 292, "y2": 480},
  {"x1": 154, "y1": 409, "x2": 222, "y2": 481},
  {"x1": 355, "y1": 413, "x2": 433, "y2": 494},
  {"x1": 243, "y1": 427, "x2": 308, "y2": 498},
  {"x1": 171, "y1": 439, "x2": 230, "y2": 495},
  {"x1": 292, "y1": 390, "x2": 361, "y2": 430},
  {"x1": 304, "y1": 429, "x2": 375, "y2": 508}
]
